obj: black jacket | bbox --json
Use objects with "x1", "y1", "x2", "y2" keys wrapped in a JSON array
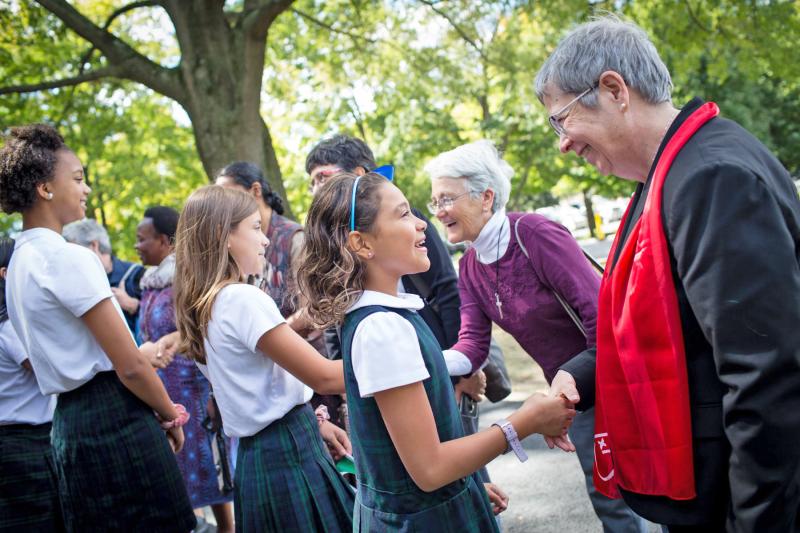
[
  {"x1": 562, "y1": 98, "x2": 800, "y2": 530},
  {"x1": 324, "y1": 208, "x2": 462, "y2": 357}
]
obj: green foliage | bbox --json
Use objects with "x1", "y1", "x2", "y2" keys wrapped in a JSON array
[
  {"x1": 2, "y1": 0, "x2": 799, "y2": 243},
  {"x1": 0, "y1": 1, "x2": 203, "y2": 259}
]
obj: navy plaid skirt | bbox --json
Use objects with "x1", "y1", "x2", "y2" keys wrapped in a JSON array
[
  {"x1": 234, "y1": 404, "x2": 355, "y2": 533},
  {"x1": 52, "y1": 371, "x2": 196, "y2": 532},
  {"x1": 0, "y1": 422, "x2": 64, "y2": 532}
]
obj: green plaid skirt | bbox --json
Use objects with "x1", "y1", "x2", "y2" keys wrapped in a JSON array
[
  {"x1": 0, "y1": 422, "x2": 64, "y2": 532},
  {"x1": 234, "y1": 404, "x2": 355, "y2": 533},
  {"x1": 52, "y1": 371, "x2": 196, "y2": 532}
]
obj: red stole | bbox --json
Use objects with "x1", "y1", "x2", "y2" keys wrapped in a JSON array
[{"x1": 593, "y1": 102, "x2": 720, "y2": 500}]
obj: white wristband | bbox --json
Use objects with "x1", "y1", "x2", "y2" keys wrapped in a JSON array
[{"x1": 492, "y1": 419, "x2": 528, "y2": 463}]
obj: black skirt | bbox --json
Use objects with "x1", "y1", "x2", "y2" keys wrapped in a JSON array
[
  {"x1": 52, "y1": 371, "x2": 196, "y2": 532},
  {"x1": 0, "y1": 422, "x2": 64, "y2": 532}
]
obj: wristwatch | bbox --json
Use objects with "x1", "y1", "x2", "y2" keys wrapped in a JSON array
[{"x1": 492, "y1": 419, "x2": 528, "y2": 463}]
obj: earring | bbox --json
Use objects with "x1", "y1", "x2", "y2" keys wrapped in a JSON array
[
  {"x1": 620, "y1": 103, "x2": 627, "y2": 111},
  {"x1": 367, "y1": 252, "x2": 373, "y2": 258},
  {"x1": 46, "y1": 192, "x2": 54, "y2": 200}
]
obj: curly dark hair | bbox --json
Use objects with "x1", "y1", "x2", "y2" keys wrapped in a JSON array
[{"x1": 0, "y1": 124, "x2": 66, "y2": 214}]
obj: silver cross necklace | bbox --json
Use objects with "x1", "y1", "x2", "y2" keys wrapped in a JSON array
[{"x1": 493, "y1": 217, "x2": 507, "y2": 320}]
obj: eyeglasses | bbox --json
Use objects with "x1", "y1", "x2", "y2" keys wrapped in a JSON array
[
  {"x1": 548, "y1": 83, "x2": 598, "y2": 137},
  {"x1": 309, "y1": 168, "x2": 343, "y2": 193},
  {"x1": 427, "y1": 192, "x2": 471, "y2": 215}
]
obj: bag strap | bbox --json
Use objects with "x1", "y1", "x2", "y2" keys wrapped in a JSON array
[
  {"x1": 514, "y1": 215, "x2": 588, "y2": 338},
  {"x1": 117, "y1": 263, "x2": 139, "y2": 289}
]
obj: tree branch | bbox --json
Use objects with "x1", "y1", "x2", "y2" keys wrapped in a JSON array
[
  {"x1": 418, "y1": 0, "x2": 489, "y2": 64},
  {"x1": 242, "y1": 0, "x2": 295, "y2": 39},
  {"x1": 290, "y1": 8, "x2": 378, "y2": 44},
  {"x1": 34, "y1": 0, "x2": 182, "y2": 101},
  {"x1": 0, "y1": 66, "x2": 123, "y2": 95},
  {"x1": 76, "y1": 0, "x2": 162, "y2": 71}
]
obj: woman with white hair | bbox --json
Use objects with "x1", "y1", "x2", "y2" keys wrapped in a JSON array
[{"x1": 426, "y1": 139, "x2": 647, "y2": 532}]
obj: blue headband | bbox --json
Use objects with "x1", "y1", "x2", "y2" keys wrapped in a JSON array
[
  {"x1": 349, "y1": 165, "x2": 395, "y2": 231},
  {"x1": 349, "y1": 175, "x2": 363, "y2": 231}
]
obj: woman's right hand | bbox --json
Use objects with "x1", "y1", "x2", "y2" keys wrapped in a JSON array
[
  {"x1": 514, "y1": 392, "x2": 575, "y2": 441},
  {"x1": 166, "y1": 425, "x2": 185, "y2": 453}
]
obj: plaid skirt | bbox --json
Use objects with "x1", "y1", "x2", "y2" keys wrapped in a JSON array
[
  {"x1": 0, "y1": 422, "x2": 64, "y2": 532},
  {"x1": 234, "y1": 404, "x2": 355, "y2": 533},
  {"x1": 354, "y1": 474, "x2": 498, "y2": 533},
  {"x1": 51, "y1": 371, "x2": 196, "y2": 533}
]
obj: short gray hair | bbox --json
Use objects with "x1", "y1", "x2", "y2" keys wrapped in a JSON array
[
  {"x1": 423, "y1": 140, "x2": 513, "y2": 213},
  {"x1": 63, "y1": 218, "x2": 112, "y2": 254},
  {"x1": 535, "y1": 15, "x2": 672, "y2": 107}
]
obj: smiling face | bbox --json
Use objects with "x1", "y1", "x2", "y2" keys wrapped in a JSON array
[
  {"x1": 541, "y1": 78, "x2": 638, "y2": 180},
  {"x1": 135, "y1": 218, "x2": 170, "y2": 266},
  {"x1": 46, "y1": 149, "x2": 91, "y2": 225},
  {"x1": 430, "y1": 177, "x2": 491, "y2": 243},
  {"x1": 360, "y1": 182, "x2": 430, "y2": 279},
  {"x1": 227, "y1": 210, "x2": 269, "y2": 278}
]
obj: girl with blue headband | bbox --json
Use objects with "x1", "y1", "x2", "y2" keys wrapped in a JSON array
[{"x1": 298, "y1": 172, "x2": 576, "y2": 530}]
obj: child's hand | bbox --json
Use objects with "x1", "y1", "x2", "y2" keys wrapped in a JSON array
[
  {"x1": 519, "y1": 392, "x2": 576, "y2": 439},
  {"x1": 319, "y1": 420, "x2": 352, "y2": 461},
  {"x1": 166, "y1": 425, "x2": 185, "y2": 453},
  {"x1": 483, "y1": 482, "x2": 508, "y2": 515}
]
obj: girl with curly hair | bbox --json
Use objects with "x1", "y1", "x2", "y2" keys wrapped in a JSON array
[
  {"x1": 297, "y1": 172, "x2": 575, "y2": 531},
  {"x1": 0, "y1": 124, "x2": 195, "y2": 532}
]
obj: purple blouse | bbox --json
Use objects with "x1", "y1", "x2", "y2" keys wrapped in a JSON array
[{"x1": 453, "y1": 212, "x2": 600, "y2": 383}]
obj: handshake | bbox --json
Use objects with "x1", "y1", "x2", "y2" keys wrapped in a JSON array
[{"x1": 544, "y1": 369, "x2": 580, "y2": 452}]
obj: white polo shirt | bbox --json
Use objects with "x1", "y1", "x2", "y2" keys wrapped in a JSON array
[
  {"x1": 0, "y1": 320, "x2": 55, "y2": 425},
  {"x1": 346, "y1": 290, "x2": 431, "y2": 398},
  {"x1": 7, "y1": 228, "x2": 118, "y2": 395},
  {"x1": 199, "y1": 283, "x2": 312, "y2": 438}
]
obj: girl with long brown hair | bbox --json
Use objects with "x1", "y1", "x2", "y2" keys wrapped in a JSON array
[
  {"x1": 298, "y1": 172, "x2": 576, "y2": 531},
  {"x1": 173, "y1": 185, "x2": 354, "y2": 533}
]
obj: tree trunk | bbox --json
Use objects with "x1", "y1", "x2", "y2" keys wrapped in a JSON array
[{"x1": 165, "y1": 0, "x2": 294, "y2": 217}]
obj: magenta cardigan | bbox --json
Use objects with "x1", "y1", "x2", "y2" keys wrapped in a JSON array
[{"x1": 452, "y1": 212, "x2": 600, "y2": 383}]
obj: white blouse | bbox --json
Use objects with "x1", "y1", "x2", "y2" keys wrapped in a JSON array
[
  {"x1": 199, "y1": 283, "x2": 312, "y2": 438},
  {"x1": 7, "y1": 228, "x2": 123, "y2": 395},
  {"x1": 0, "y1": 320, "x2": 55, "y2": 425},
  {"x1": 346, "y1": 290, "x2": 431, "y2": 398}
]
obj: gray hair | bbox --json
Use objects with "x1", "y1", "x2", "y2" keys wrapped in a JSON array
[
  {"x1": 423, "y1": 140, "x2": 513, "y2": 213},
  {"x1": 63, "y1": 218, "x2": 112, "y2": 254},
  {"x1": 534, "y1": 15, "x2": 672, "y2": 107}
]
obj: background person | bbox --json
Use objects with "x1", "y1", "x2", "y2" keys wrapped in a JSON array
[{"x1": 0, "y1": 237, "x2": 63, "y2": 532}]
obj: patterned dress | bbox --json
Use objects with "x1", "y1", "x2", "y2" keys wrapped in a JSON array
[
  {"x1": 139, "y1": 255, "x2": 233, "y2": 509},
  {"x1": 342, "y1": 305, "x2": 499, "y2": 532},
  {"x1": 261, "y1": 211, "x2": 303, "y2": 317}
]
